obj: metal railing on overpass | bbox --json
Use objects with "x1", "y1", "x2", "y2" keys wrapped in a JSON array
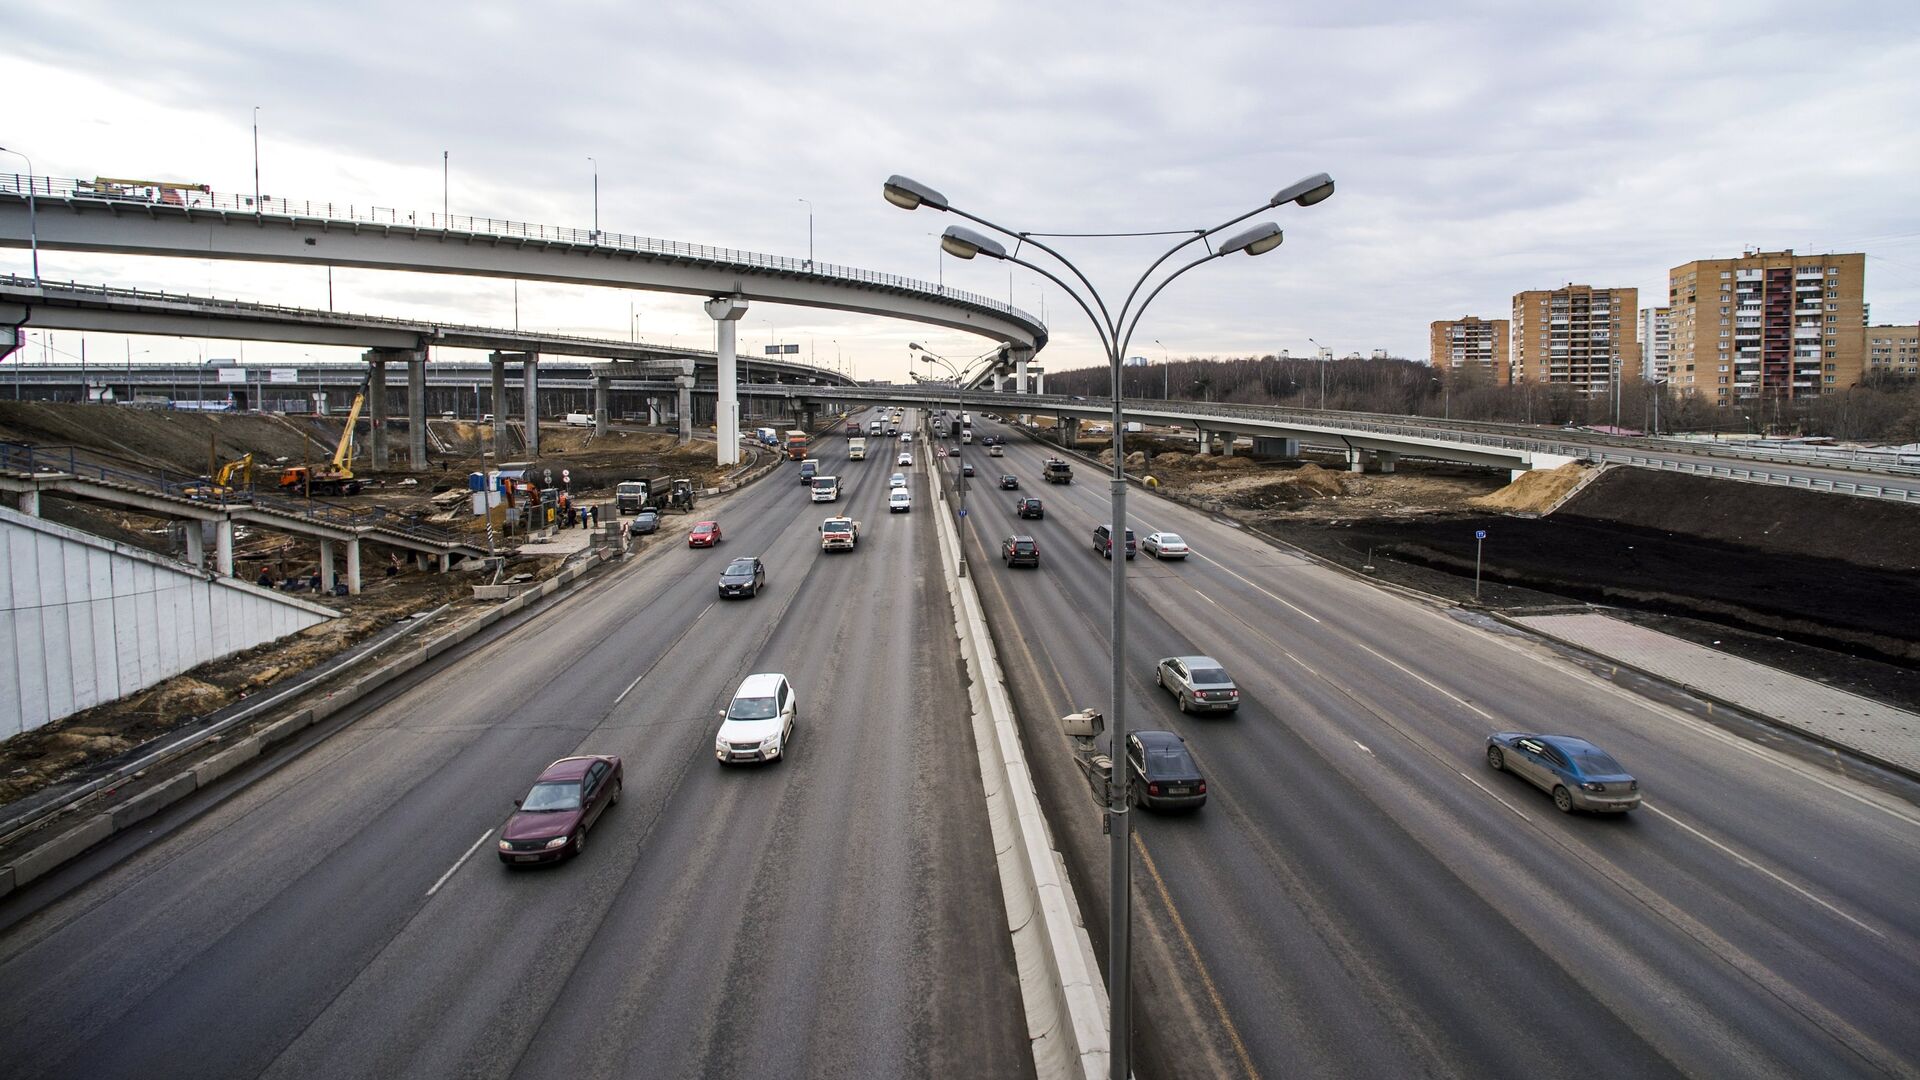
[{"x1": 1, "y1": 175, "x2": 1043, "y2": 336}]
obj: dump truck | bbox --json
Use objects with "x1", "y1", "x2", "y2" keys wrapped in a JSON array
[
  {"x1": 279, "y1": 392, "x2": 366, "y2": 496},
  {"x1": 616, "y1": 476, "x2": 669, "y2": 514},
  {"x1": 1044, "y1": 458, "x2": 1074, "y2": 484},
  {"x1": 820, "y1": 516, "x2": 860, "y2": 553}
]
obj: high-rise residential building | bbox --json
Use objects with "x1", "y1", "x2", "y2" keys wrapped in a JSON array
[
  {"x1": 1865, "y1": 324, "x2": 1919, "y2": 380},
  {"x1": 1429, "y1": 316, "x2": 1511, "y2": 384},
  {"x1": 1510, "y1": 284, "x2": 1640, "y2": 394},
  {"x1": 1666, "y1": 250, "x2": 1865, "y2": 402},
  {"x1": 1638, "y1": 307, "x2": 1672, "y2": 382}
]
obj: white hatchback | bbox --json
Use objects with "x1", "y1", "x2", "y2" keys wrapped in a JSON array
[
  {"x1": 715, "y1": 672, "x2": 798, "y2": 765},
  {"x1": 890, "y1": 472, "x2": 907, "y2": 488},
  {"x1": 889, "y1": 489, "x2": 912, "y2": 513}
]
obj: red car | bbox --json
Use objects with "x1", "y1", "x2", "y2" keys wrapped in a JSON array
[
  {"x1": 498, "y1": 755, "x2": 622, "y2": 865},
  {"x1": 688, "y1": 520, "x2": 722, "y2": 547}
]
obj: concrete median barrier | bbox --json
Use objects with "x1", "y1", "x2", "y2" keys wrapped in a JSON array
[{"x1": 927, "y1": 428, "x2": 1108, "y2": 1080}]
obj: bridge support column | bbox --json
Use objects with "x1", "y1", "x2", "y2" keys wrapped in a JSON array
[
  {"x1": 184, "y1": 522, "x2": 205, "y2": 567},
  {"x1": 345, "y1": 538, "x2": 362, "y2": 595},
  {"x1": 215, "y1": 519, "x2": 234, "y2": 577},
  {"x1": 1218, "y1": 432, "x2": 1235, "y2": 458},
  {"x1": 522, "y1": 355, "x2": 541, "y2": 459},
  {"x1": 675, "y1": 374, "x2": 694, "y2": 445},
  {"x1": 1011, "y1": 346, "x2": 1034, "y2": 393},
  {"x1": 439, "y1": 552, "x2": 452, "y2": 572},
  {"x1": 799, "y1": 400, "x2": 816, "y2": 434},
  {"x1": 16, "y1": 489, "x2": 39, "y2": 516},
  {"x1": 1253, "y1": 437, "x2": 1299, "y2": 459},
  {"x1": 366, "y1": 355, "x2": 389, "y2": 470},
  {"x1": 593, "y1": 373, "x2": 610, "y2": 437},
  {"x1": 488, "y1": 351, "x2": 515, "y2": 459},
  {"x1": 1032, "y1": 368, "x2": 1045, "y2": 396},
  {"x1": 407, "y1": 349, "x2": 428, "y2": 472},
  {"x1": 704, "y1": 296, "x2": 749, "y2": 466},
  {"x1": 1194, "y1": 427, "x2": 1211, "y2": 455},
  {"x1": 319, "y1": 538, "x2": 336, "y2": 593},
  {"x1": 1347, "y1": 447, "x2": 1365, "y2": 473},
  {"x1": 1375, "y1": 450, "x2": 1398, "y2": 474}
]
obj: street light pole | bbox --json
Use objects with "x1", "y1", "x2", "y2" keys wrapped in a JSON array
[
  {"x1": 0, "y1": 146, "x2": 38, "y2": 283},
  {"x1": 443, "y1": 150, "x2": 449, "y2": 222},
  {"x1": 798, "y1": 198, "x2": 814, "y2": 268},
  {"x1": 252, "y1": 106, "x2": 262, "y2": 212},
  {"x1": 587, "y1": 157, "x2": 599, "y2": 240},
  {"x1": 1309, "y1": 336, "x2": 1329, "y2": 409},
  {"x1": 1154, "y1": 339, "x2": 1171, "y2": 399},
  {"x1": 886, "y1": 169, "x2": 1332, "y2": 1080}
]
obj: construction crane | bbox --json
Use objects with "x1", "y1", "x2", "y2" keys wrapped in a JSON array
[{"x1": 279, "y1": 392, "x2": 366, "y2": 496}]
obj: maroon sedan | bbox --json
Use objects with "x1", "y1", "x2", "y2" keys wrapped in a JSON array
[
  {"x1": 688, "y1": 520, "x2": 722, "y2": 548},
  {"x1": 497, "y1": 755, "x2": 622, "y2": 865}
]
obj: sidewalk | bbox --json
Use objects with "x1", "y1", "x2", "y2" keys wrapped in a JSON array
[
  {"x1": 514, "y1": 527, "x2": 596, "y2": 557},
  {"x1": 1514, "y1": 612, "x2": 1920, "y2": 778}
]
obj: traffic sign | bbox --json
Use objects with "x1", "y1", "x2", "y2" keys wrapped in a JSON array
[{"x1": 1474, "y1": 530, "x2": 1487, "y2": 540}]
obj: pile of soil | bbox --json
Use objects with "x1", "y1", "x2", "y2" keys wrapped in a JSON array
[
  {"x1": 0, "y1": 401, "x2": 331, "y2": 475},
  {"x1": 1470, "y1": 462, "x2": 1589, "y2": 514}
]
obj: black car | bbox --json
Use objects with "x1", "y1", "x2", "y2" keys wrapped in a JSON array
[
  {"x1": 1092, "y1": 524, "x2": 1136, "y2": 560},
  {"x1": 1016, "y1": 496, "x2": 1045, "y2": 519},
  {"x1": 998, "y1": 474, "x2": 1020, "y2": 490},
  {"x1": 1127, "y1": 730, "x2": 1205, "y2": 810},
  {"x1": 631, "y1": 510, "x2": 661, "y2": 535},
  {"x1": 1002, "y1": 535, "x2": 1040, "y2": 567},
  {"x1": 717, "y1": 556, "x2": 766, "y2": 599}
]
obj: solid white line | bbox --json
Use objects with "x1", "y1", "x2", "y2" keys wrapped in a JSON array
[
  {"x1": 1460, "y1": 770, "x2": 1533, "y2": 821},
  {"x1": 1642, "y1": 804, "x2": 1885, "y2": 938},
  {"x1": 428, "y1": 829, "x2": 494, "y2": 897},
  {"x1": 1349, "y1": 639, "x2": 1497, "y2": 721}
]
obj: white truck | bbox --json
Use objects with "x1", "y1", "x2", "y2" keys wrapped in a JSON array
[
  {"x1": 810, "y1": 475, "x2": 840, "y2": 502},
  {"x1": 819, "y1": 516, "x2": 860, "y2": 552},
  {"x1": 847, "y1": 436, "x2": 867, "y2": 460}
]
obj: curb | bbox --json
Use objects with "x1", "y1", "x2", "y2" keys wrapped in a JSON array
[
  {"x1": 1483, "y1": 610, "x2": 1920, "y2": 785},
  {"x1": 928, "y1": 425, "x2": 1108, "y2": 1080},
  {"x1": 0, "y1": 546, "x2": 625, "y2": 901}
]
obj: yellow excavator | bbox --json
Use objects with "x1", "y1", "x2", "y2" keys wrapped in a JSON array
[
  {"x1": 279, "y1": 393, "x2": 366, "y2": 496},
  {"x1": 182, "y1": 450, "x2": 255, "y2": 501}
]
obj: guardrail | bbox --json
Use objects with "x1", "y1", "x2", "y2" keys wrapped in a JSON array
[{"x1": 1, "y1": 175, "x2": 1044, "y2": 333}]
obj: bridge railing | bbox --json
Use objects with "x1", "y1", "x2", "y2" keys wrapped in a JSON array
[{"x1": 1, "y1": 174, "x2": 1044, "y2": 333}]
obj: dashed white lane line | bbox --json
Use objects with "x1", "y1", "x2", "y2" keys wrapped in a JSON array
[
  {"x1": 1186, "y1": 549, "x2": 1322, "y2": 623},
  {"x1": 1643, "y1": 804, "x2": 1886, "y2": 939},
  {"x1": 1354, "y1": 740, "x2": 1373, "y2": 756},
  {"x1": 615, "y1": 601, "x2": 715, "y2": 703},
  {"x1": 428, "y1": 829, "x2": 494, "y2": 897},
  {"x1": 1461, "y1": 771, "x2": 1533, "y2": 821}
]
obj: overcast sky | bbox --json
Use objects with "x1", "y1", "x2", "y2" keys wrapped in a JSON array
[{"x1": 7, "y1": 0, "x2": 1919, "y2": 382}]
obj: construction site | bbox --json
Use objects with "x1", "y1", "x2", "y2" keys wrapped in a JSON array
[
  {"x1": 0, "y1": 399, "x2": 758, "y2": 805},
  {"x1": 1083, "y1": 432, "x2": 1920, "y2": 712}
]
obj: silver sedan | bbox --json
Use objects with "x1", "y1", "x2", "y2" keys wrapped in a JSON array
[
  {"x1": 1141, "y1": 532, "x2": 1189, "y2": 559},
  {"x1": 1485, "y1": 732, "x2": 1641, "y2": 813},
  {"x1": 1155, "y1": 655, "x2": 1240, "y2": 714}
]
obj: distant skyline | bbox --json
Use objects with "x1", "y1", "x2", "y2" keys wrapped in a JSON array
[{"x1": 6, "y1": 1, "x2": 1918, "y2": 383}]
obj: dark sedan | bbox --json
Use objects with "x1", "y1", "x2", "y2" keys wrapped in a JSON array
[
  {"x1": 498, "y1": 755, "x2": 623, "y2": 864},
  {"x1": 631, "y1": 509, "x2": 660, "y2": 535},
  {"x1": 961, "y1": 463, "x2": 975, "y2": 477},
  {"x1": 998, "y1": 474, "x2": 1020, "y2": 490},
  {"x1": 718, "y1": 556, "x2": 766, "y2": 599},
  {"x1": 1127, "y1": 730, "x2": 1206, "y2": 811},
  {"x1": 1485, "y1": 732, "x2": 1641, "y2": 813}
]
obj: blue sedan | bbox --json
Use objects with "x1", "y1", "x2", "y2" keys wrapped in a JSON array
[{"x1": 1485, "y1": 732, "x2": 1641, "y2": 814}]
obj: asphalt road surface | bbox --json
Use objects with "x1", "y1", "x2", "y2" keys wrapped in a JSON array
[
  {"x1": 0, "y1": 409, "x2": 1035, "y2": 1080},
  {"x1": 948, "y1": 413, "x2": 1920, "y2": 1080}
]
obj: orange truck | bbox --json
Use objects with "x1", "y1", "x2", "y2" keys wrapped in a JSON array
[{"x1": 785, "y1": 430, "x2": 809, "y2": 460}]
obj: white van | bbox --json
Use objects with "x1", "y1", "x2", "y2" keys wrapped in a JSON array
[
  {"x1": 715, "y1": 672, "x2": 797, "y2": 764},
  {"x1": 564, "y1": 412, "x2": 594, "y2": 427}
]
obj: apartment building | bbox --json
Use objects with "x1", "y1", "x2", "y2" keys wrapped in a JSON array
[
  {"x1": 1865, "y1": 324, "x2": 1919, "y2": 379},
  {"x1": 1510, "y1": 285, "x2": 1640, "y2": 394},
  {"x1": 1666, "y1": 250, "x2": 1865, "y2": 402},
  {"x1": 1638, "y1": 307, "x2": 1671, "y2": 382},
  {"x1": 1428, "y1": 316, "x2": 1511, "y2": 384}
]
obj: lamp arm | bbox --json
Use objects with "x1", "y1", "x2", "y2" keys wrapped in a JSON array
[
  {"x1": 951, "y1": 206, "x2": 1115, "y2": 341},
  {"x1": 1118, "y1": 251, "x2": 1222, "y2": 364},
  {"x1": 1115, "y1": 202, "x2": 1269, "y2": 332},
  {"x1": 1006, "y1": 254, "x2": 1116, "y2": 359}
]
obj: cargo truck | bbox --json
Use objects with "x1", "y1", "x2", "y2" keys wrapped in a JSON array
[
  {"x1": 785, "y1": 430, "x2": 809, "y2": 460},
  {"x1": 847, "y1": 436, "x2": 867, "y2": 460},
  {"x1": 811, "y1": 475, "x2": 840, "y2": 502},
  {"x1": 820, "y1": 516, "x2": 860, "y2": 552}
]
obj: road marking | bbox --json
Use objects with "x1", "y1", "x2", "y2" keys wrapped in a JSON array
[
  {"x1": 1186, "y1": 550, "x2": 1322, "y2": 623},
  {"x1": 428, "y1": 829, "x2": 493, "y2": 897},
  {"x1": 615, "y1": 601, "x2": 715, "y2": 703},
  {"x1": 1347, "y1": 639, "x2": 1496, "y2": 721},
  {"x1": 1459, "y1": 770, "x2": 1532, "y2": 821},
  {"x1": 1134, "y1": 831, "x2": 1263, "y2": 1080},
  {"x1": 1643, "y1": 804, "x2": 1885, "y2": 939},
  {"x1": 1353, "y1": 739, "x2": 1373, "y2": 756}
]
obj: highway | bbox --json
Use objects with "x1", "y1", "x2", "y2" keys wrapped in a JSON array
[
  {"x1": 947, "y1": 414, "x2": 1920, "y2": 1079},
  {"x1": 0, "y1": 409, "x2": 1034, "y2": 1080}
]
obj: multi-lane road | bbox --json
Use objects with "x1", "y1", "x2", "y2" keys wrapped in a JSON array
[
  {"x1": 0, "y1": 409, "x2": 1033, "y2": 1080},
  {"x1": 3, "y1": 405, "x2": 1916, "y2": 1080},
  {"x1": 947, "y1": 414, "x2": 1920, "y2": 1079}
]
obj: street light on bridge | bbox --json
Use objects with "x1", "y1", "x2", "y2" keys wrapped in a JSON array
[{"x1": 886, "y1": 167, "x2": 1334, "y2": 1080}]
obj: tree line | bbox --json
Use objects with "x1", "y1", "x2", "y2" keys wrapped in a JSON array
[{"x1": 1036, "y1": 355, "x2": 1920, "y2": 444}]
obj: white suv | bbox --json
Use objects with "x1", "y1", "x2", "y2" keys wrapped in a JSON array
[{"x1": 715, "y1": 673, "x2": 798, "y2": 765}]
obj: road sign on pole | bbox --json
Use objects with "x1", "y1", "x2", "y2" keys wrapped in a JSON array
[{"x1": 1474, "y1": 530, "x2": 1486, "y2": 599}]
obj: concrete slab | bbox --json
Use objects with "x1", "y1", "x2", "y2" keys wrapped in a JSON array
[
  {"x1": 1515, "y1": 612, "x2": 1920, "y2": 777},
  {"x1": 10, "y1": 814, "x2": 113, "y2": 887},
  {"x1": 110, "y1": 772, "x2": 199, "y2": 830}
]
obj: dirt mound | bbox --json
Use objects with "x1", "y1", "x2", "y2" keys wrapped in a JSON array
[
  {"x1": 1471, "y1": 462, "x2": 1589, "y2": 514},
  {"x1": 1562, "y1": 466, "x2": 1920, "y2": 573},
  {"x1": 0, "y1": 401, "x2": 331, "y2": 475}
]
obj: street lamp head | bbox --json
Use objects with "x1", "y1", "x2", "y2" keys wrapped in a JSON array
[
  {"x1": 883, "y1": 175, "x2": 949, "y2": 212},
  {"x1": 941, "y1": 225, "x2": 1006, "y2": 260},
  {"x1": 909, "y1": 342, "x2": 926, "y2": 352},
  {"x1": 1218, "y1": 222, "x2": 1284, "y2": 257},
  {"x1": 1270, "y1": 172, "x2": 1336, "y2": 208}
]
